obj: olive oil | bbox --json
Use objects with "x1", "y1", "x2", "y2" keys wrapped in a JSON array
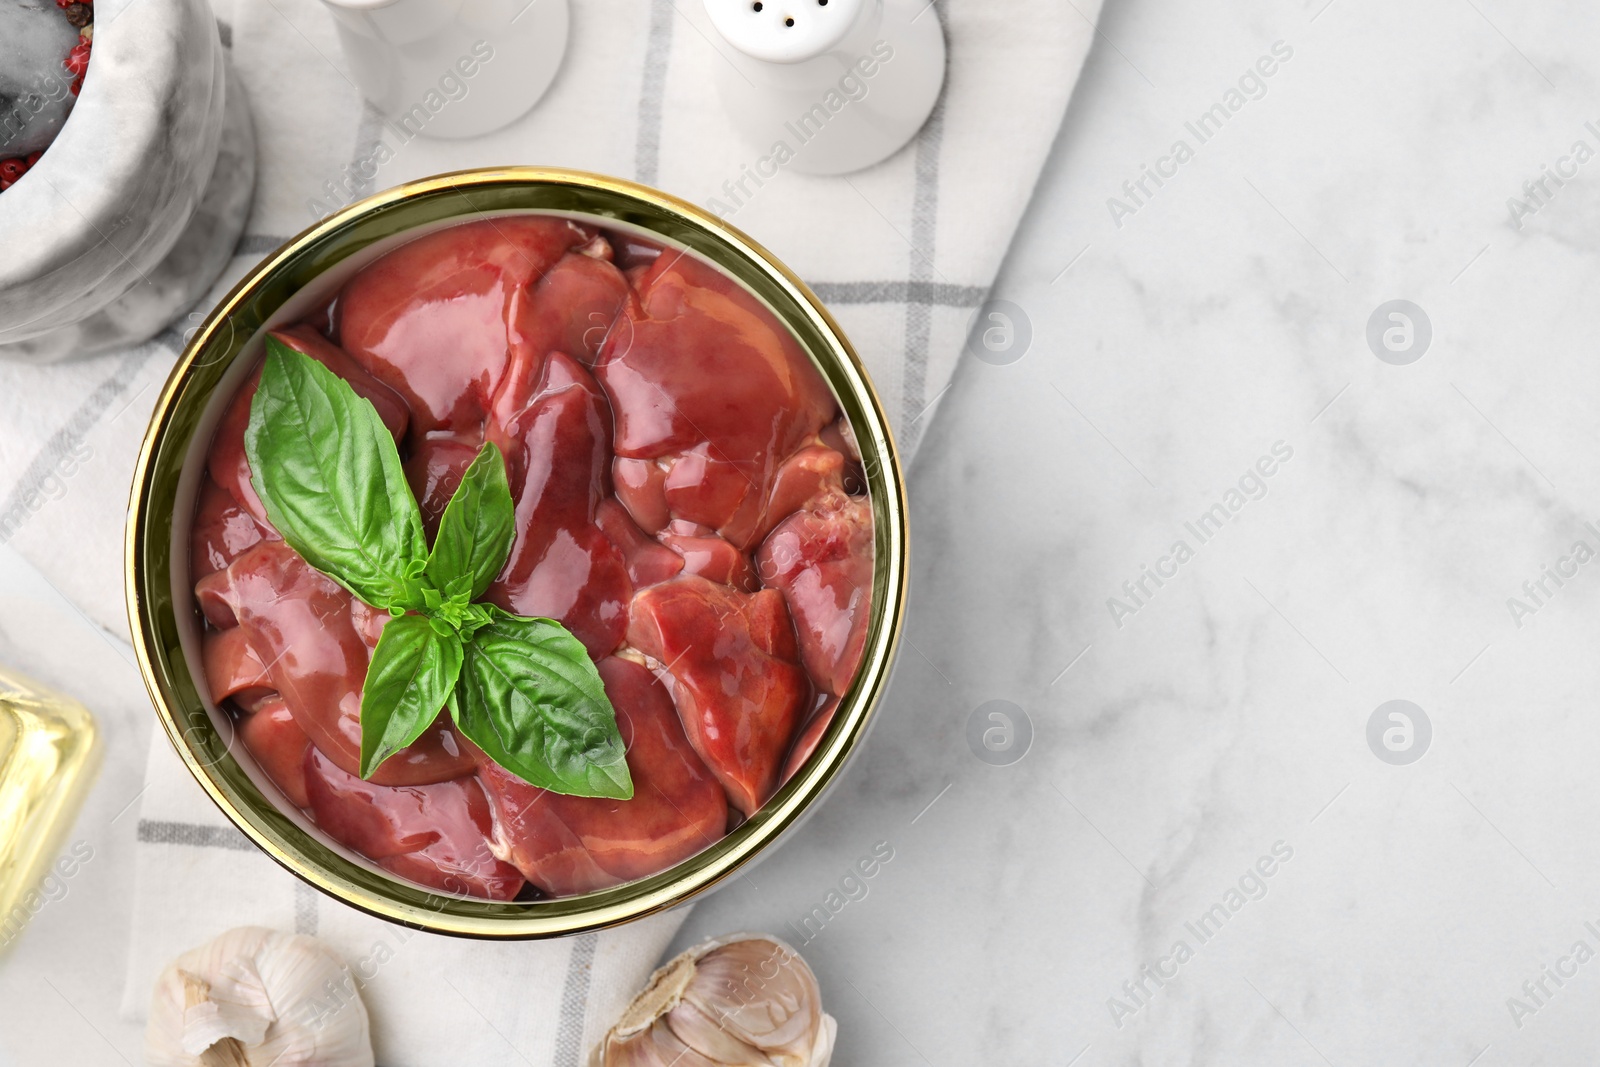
[{"x1": 0, "y1": 666, "x2": 97, "y2": 952}]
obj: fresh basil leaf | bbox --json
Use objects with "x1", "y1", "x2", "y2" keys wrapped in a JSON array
[
  {"x1": 454, "y1": 602, "x2": 494, "y2": 642},
  {"x1": 453, "y1": 608, "x2": 633, "y2": 799},
  {"x1": 422, "y1": 587, "x2": 494, "y2": 639},
  {"x1": 245, "y1": 337, "x2": 428, "y2": 610},
  {"x1": 425, "y1": 442, "x2": 515, "y2": 601},
  {"x1": 360, "y1": 614, "x2": 464, "y2": 778}
]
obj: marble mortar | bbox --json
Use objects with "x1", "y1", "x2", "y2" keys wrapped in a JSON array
[{"x1": 0, "y1": 0, "x2": 255, "y2": 362}]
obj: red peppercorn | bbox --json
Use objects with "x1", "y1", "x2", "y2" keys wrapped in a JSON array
[
  {"x1": 0, "y1": 159, "x2": 26, "y2": 184},
  {"x1": 25, "y1": 152, "x2": 41, "y2": 167},
  {"x1": 64, "y1": 41, "x2": 91, "y2": 78}
]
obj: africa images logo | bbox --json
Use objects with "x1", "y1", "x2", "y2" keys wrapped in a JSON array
[{"x1": 1366, "y1": 300, "x2": 1431, "y2": 366}]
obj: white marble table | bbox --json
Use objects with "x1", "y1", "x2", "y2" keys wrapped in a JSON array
[{"x1": 6, "y1": 0, "x2": 1600, "y2": 1061}]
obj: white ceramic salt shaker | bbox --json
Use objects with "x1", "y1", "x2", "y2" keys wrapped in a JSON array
[
  {"x1": 701, "y1": 0, "x2": 945, "y2": 176},
  {"x1": 320, "y1": 0, "x2": 569, "y2": 140}
]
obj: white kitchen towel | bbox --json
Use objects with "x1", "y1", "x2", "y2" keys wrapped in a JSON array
[{"x1": 0, "y1": 0, "x2": 1101, "y2": 1062}]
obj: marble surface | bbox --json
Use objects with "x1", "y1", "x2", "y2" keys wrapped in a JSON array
[
  {"x1": 8, "y1": 0, "x2": 1600, "y2": 1063},
  {"x1": 0, "y1": 0, "x2": 251, "y2": 360}
]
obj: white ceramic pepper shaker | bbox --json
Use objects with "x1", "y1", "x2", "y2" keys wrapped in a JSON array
[
  {"x1": 702, "y1": 0, "x2": 946, "y2": 176},
  {"x1": 320, "y1": 0, "x2": 569, "y2": 140}
]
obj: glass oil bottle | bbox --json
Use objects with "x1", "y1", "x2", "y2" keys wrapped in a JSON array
[{"x1": 0, "y1": 665, "x2": 97, "y2": 953}]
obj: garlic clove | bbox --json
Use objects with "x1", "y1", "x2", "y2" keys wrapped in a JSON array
[
  {"x1": 684, "y1": 937, "x2": 821, "y2": 1054},
  {"x1": 606, "y1": 1020, "x2": 726, "y2": 1067},
  {"x1": 147, "y1": 926, "x2": 375, "y2": 1067},
  {"x1": 591, "y1": 933, "x2": 834, "y2": 1067},
  {"x1": 665, "y1": 998, "x2": 771, "y2": 1064}
]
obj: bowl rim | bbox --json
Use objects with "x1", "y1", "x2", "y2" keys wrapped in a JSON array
[{"x1": 125, "y1": 166, "x2": 908, "y2": 938}]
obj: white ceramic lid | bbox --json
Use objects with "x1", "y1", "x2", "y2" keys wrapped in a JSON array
[{"x1": 703, "y1": 0, "x2": 864, "y2": 64}]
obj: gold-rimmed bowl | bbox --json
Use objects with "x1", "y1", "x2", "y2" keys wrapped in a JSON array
[{"x1": 125, "y1": 167, "x2": 907, "y2": 938}]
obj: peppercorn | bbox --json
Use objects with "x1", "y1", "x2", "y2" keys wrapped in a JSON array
[
  {"x1": 64, "y1": 40, "x2": 91, "y2": 78},
  {"x1": 64, "y1": 4, "x2": 91, "y2": 27}
]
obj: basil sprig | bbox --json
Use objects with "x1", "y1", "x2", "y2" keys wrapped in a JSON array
[{"x1": 244, "y1": 337, "x2": 633, "y2": 798}]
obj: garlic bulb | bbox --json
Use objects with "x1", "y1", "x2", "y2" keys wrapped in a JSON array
[
  {"x1": 590, "y1": 933, "x2": 836, "y2": 1067},
  {"x1": 146, "y1": 926, "x2": 375, "y2": 1067}
]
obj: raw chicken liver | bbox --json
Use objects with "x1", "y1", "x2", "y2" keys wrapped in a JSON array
[
  {"x1": 201, "y1": 626, "x2": 272, "y2": 706},
  {"x1": 337, "y1": 216, "x2": 596, "y2": 435},
  {"x1": 595, "y1": 499, "x2": 684, "y2": 588},
  {"x1": 628, "y1": 576, "x2": 810, "y2": 816},
  {"x1": 595, "y1": 251, "x2": 837, "y2": 549},
  {"x1": 479, "y1": 657, "x2": 727, "y2": 896},
  {"x1": 512, "y1": 240, "x2": 631, "y2": 369},
  {"x1": 484, "y1": 350, "x2": 632, "y2": 660},
  {"x1": 781, "y1": 697, "x2": 839, "y2": 785},
  {"x1": 238, "y1": 696, "x2": 313, "y2": 809},
  {"x1": 191, "y1": 476, "x2": 274, "y2": 582},
  {"x1": 403, "y1": 431, "x2": 482, "y2": 537},
  {"x1": 756, "y1": 490, "x2": 874, "y2": 697},
  {"x1": 304, "y1": 749, "x2": 524, "y2": 900}
]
